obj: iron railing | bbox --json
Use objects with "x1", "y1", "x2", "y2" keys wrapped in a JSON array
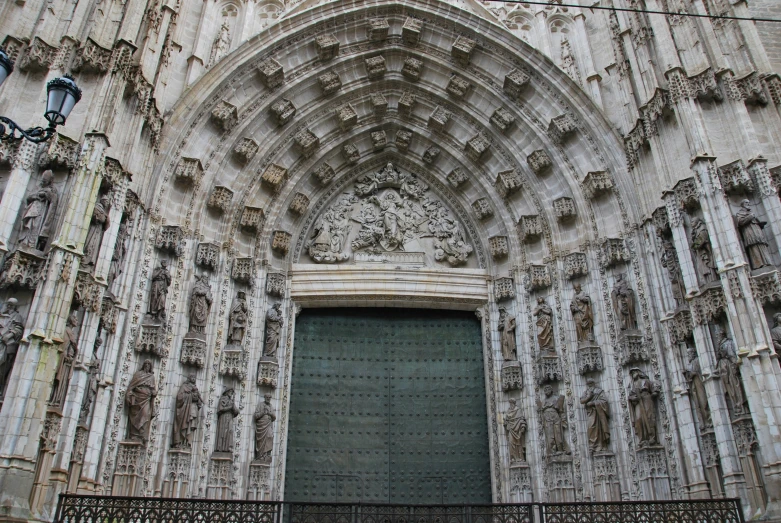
[{"x1": 53, "y1": 495, "x2": 743, "y2": 523}]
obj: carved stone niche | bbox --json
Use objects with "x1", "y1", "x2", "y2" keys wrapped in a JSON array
[
  {"x1": 504, "y1": 69, "x2": 530, "y2": 99},
  {"x1": 342, "y1": 143, "x2": 360, "y2": 165},
  {"x1": 491, "y1": 107, "x2": 515, "y2": 133},
  {"x1": 652, "y1": 206, "x2": 670, "y2": 235},
  {"x1": 401, "y1": 57, "x2": 423, "y2": 82},
  {"x1": 371, "y1": 93, "x2": 388, "y2": 118},
  {"x1": 233, "y1": 138, "x2": 259, "y2": 164},
  {"x1": 496, "y1": 169, "x2": 523, "y2": 199},
  {"x1": 156, "y1": 226, "x2": 184, "y2": 257},
  {"x1": 447, "y1": 76, "x2": 471, "y2": 98},
  {"x1": 137, "y1": 321, "x2": 164, "y2": 357},
  {"x1": 371, "y1": 131, "x2": 387, "y2": 151},
  {"x1": 261, "y1": 164, "x2": 287, "y2": 190},
  {"x1": 494, "y1": 277, "x2": 516, "y2": 301},
  {"x1": 691, "y1": 286, "x2": 727, "y2": 325},
  {"x1": 673, "y1": 177, "x2": 699, "y2": 211},
  {"x1": 402, "y1": 17, "x2": 423, "y2": 45},
  {"x1": 72, "y1": 37, "x2": 112, "y2": 74},
  {"x1": 423, "y1": 146, "x2": 441, "y2": 165},
  {"x1": 367, "y1": 17, "x2": 390, "y2": 41},
  {"x1": 452, "y1": 36, "x2": 476, "y2": 66},
  {"x1": 314, "y1": 163, "x2": 336, "y2": 185},
  {"x1": 318, "y1": 70, "x2": 342, "y2": 96},
  {"x1": 0, "y1": 249, "x2": 45, "y2": 290},
  {"x1": 601, "y1": 238, "x2": 629, "y2": 267},
  {"x1": 581, "y1": 171, "x2": 614, "y2": 199},
  {"x1": 718, "y1": 160, "x2": 754, "y2": 195},
  {"x1": 196, "y1": 243, "x2": 220, "y2": 271},
  {"x1": 564, "y1": 252, "x2": 588, "y2": 279},
  {"x1": 266, "y1": 272, "x2": 285, "y2": 297},
  {"x1": 240, "y1": 206, "x2": 265, "y2": 234},
  {"x1": 180, "y1": 336, "x2": 206, "y2": 368},
  {"x1": 518, "y1": 215, "x2": 542, "y2": 243},
  {"x1": 258, "y1": 359, "x2": 279, "y2": 388},
  {"x1": 315, "y1": 34, "x2": 340, "y2": 61},
  {"x1": 207, "y1": 186, "x2": 233, "y2": 214},
  {"x1": 289, "y1": 193, "x2": 310, "y2": 215},
  {"x1": 527, "y1": 264, "x2": 552, "y2": 291},
  {"x1": 294, "y1": 129, "x2": 320, "y2": 158},
  {"x1": 272, "y1": 231, "x2": 292, "y2": 255},
  {"x1": 270, "y1": 98, "x2": 296, "y2": 125},
  {"x1": 43, "y1": 133, "x2": 80, "y2": 170},
  {"x1": 448, "y1": 168, "x2": 469, "y2": 189},
  {"x1": 489, "y1": 236, "x2": 509, "y2": 259},
  {"x1": 465, "y1": 134, "x2": 490, "y2": 162},
  {"x1": 211, "y1": 101, "x2": 238, "y2": 132},
  {"x1": 258, "y1": 58, "x2": 284, "y2": 89},
  {"x1": 528, "y1": 150, "x2": 552, "y2": 174},
  {"x1": 428, "y1": 106, "x2": 451, "y2": 133},
  {"x1": 548, "y1": 114, "x2": 577, "y2": 144},
  {"x1": 536, "y1": 356, "x2": 563, "y2": 384},
  {"x1": 751, "y1": 269, "x2": 781, "y2": 305},
  {"x1": 232, "y1": 257, "x2": 253, "y2": 284},
  {"x1": 386, "y1": 128, "x2": 409, "y2": 151},
  {"x1": 398, "y1": 91, "x2": 416, "y2": 117},
  {"x1": 220, "y1": 349, "x2": 244, "y2": 379},
  {"x1": 174, "y1": 157, "x2": 204, "y2": 187},
  {"x1": 336, "y1": 104, "x2": 358, "y2": 131},
  {"x1": 502, "y1": 361, "x2": 523, "y2": 391},
  {"x1": 365, "y1": 55, "x2": 387, "y2": 80},
  {"x1": 576, "y1": 345, "x2": 603, "y2": 374},
  {"x1": 618, "y1": 331, "x2": 647, "y2": 365},
  {"x1": 554, "y1": 197, "x2": 576, "y2": 223},
  {"x1": 472, "y1": 198, "x2": 493, "y2": 220}
]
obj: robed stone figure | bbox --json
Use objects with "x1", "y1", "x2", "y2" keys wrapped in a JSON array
[
  {"x1": 771, "y1": 313, "x2": 781, "y2": 355},
  {"x1": 188, "y1": 275, "x2": 213, "y2": 335},
  {"x1": 611, "y1": 274, "x2": 637, "y2": 331},
  {"x1": 534, "y1": 297, "x2": 555, "y2": 356},
  {"x1": 172, "y1": 375, "x2": 203, "y2": 449},
  {"x1": 734, "y1": 199, "x2": 772, "y2": 270},
  {"x1": 79, "y1": 356, "x2": 100, "y2": 425},
  {"x1": 628, "y1": 368, "x2": 659, "y2": 448},
  {"x1": 228, "y1": 292, "x2": 248, "y2": 345},
  {"x1": 148, "y1": 260, "x2": 172, "y2": 322},
  {"x1": 690, "y1": 218, "x2": 718, "y2": 284},
  {"x1": 660, "y1": 239, "x2": 686, "y2": 306},
  {"x1": 580, "y1": 378, "x2": 610, "y2": 452},
  {"x1": 570, "y1": 284, "x2": 595, "y2": 344},
  {"x1": 539, "y1": 384, "x2": 569, "y2": 457},
  {"x1": 254, "y1": 394, "x2": 276, "y2": 461},
  {"x1": 108, "y1": 218, "x2": 129, "y2": 289},
  {"x1": 498, "y1": 308, "x2": 517, "y2": 361},
  {"x1": 19, "y1": 170, "x2": 59, "y2": 251},
  {"x1": 263, "y1": 303, "x2": 283, "y2": 358},
  {"x1": 82, "y1": 194, "x2": 111, "y2": 267},
  {"x1": 215, "y1": 388, "x2": 240, "y2": 453},
  {"x1": 683, "y1": 347, "x2": 712, "y2": 428},
  {"x1": 714, "y1": 328, "x2": 746, "y2": 416},
  {"x1": 126, "y1": 360, "x2": 157, "y2": 442},
  {"x1": 504, "y1": 398, "x2": 527, "y2": 462},
  {"x1": 49, "y1": 311, "x2": 79, "y2": 408},
  {"x1": 0, "y1": 298, "x2": 25, "y2": 396}
]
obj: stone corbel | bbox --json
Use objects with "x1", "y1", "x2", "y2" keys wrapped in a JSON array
[
  {"x1": 717, "y1": 160, "x2": 754, "y2": 195},
  {"x1": 395, "y1": 130, "x2": 412, "y2": 152},
  {"x1": 554, "y1": 197, "x2": 576, "y2": 222},
  {"x1": 314, "y1": 34, "x2": 339, "y2": 61},
  {"x1": 18, "y1": 36, "x2": 58, "y2": 72},
  {"x1": 488, "y1": 236, "x2": 509, "y2": 260},
  {"x1": 690, "y1": 286, "x2": 727, "y2": 325},
  {"x1": 600, "y1": 237, "x2": 629, "y2": 267},
  {"x1": 494, "y1": 277, "x2": 515, "y2": 301},
  {"x1": 672, "y1": 177, "x2": 700, "y2": 211},
  {"x1": 581, "y1": 171, "x2": 614, "y2": 199},
  {"x1": 257, "y1": 58, "x2": 284, "y2": 89},
  {"x1": 563, "y1": 252, "x2": 588, "y2": 279},
  {"x1": 293, "y1": 129, "x2": 319, "y2": 158},
  {"x1": 402, "y1": 17, "x2": 423, "y2": 45},
  {"x1": 451, "y1": 36, "x2": 476, "y2": 66},
  {"x1": 233, "y1": 138, "x2": 259, "y2": 163},
  {"x1": 364, "y1": 55, "x2": 386, "y2": 80},
  {"x1": 270, "y1": 99, "x2": 296, "y2": 125},
  {"x1": 72, "y1": 37, "x2": 113, "y2": 74},
  {"x1": 318, "y1": 71, "x2": 341, "y2": 95},
  {"x1": 155, "y1": 225, "x2": 184, "y2": 256},
  {"x1": 195, "y1": 242, "x2": 220, "y2": 271},
  {"x1": 518, "y1": 215, "x2": 542, "y2": 243},
  {"x1": 271, "y1": 231, "x2": 292, "y2": 256},
  {"x1": 74, "y1": 271, "x2": 105, "y2": 312},
  {"x1": 42, "y1": 134, "x2": 80, "y2": 171},
  {"x1": 240, "y1": 207, "x2": 265, "y2": 234},
  {"x1": 313, "y1": 163, "x2": 335, "y2": 185},
  {"x1": 231, "y1": 257, "x2": 254, "y2": 284},
  {"x1": 527, "y1": 150, "x2": 552, "y2": 174},
  {"x1": 0, "y1": 248, "x2": 46, "y2": 289},
  {"x1": 206, "y1": 186, "x2": 233, "y2": 214},
  {"x1": 398, "y1": 91, "x2": 416, "y2": 117},
  {"x1": 423, "y1": 146, "x2": 440, "y2": 165},
  {"x1": 211, "y1": 101, "x2": 238, "y2": 131},
  {"x1": 174, "y1": 157, "x2": 204, "y2": 187},
  {"x1": 472, "y1": 198, "x2": 493, "y2": 220},
  {"x1": 261, "y1": 164, "x2": 287, "y2": 190},
  {"x1": 495, "y1": 169, "x2": 522, "y2": 199},
  {"x1": 527, "y1": 264, "x2": 552, "y2": 291},
  {"x1": 490, "y1": 107, "x2": 515, "y2": 133},
  {"x1": 465, "y1": 133, "x2": 490, "y2": 162},
  {"x1": 548, "y1": 114, "x2": 577, "y2": 144},
  {"x1": 265, "y1": 272, "x2": 285, "y2": 297},
  {"x1": 750, "y1": 269, "x2": 781, "y2": 305},
  {"x1": 288, "y1": 193, "x2": 310, "y2": 216}
]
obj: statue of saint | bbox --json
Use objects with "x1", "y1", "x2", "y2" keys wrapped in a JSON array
[
  {"x1": 683, "y1": 347, "x2": 712, "y2": 428},
  {"x1": 209, "y1": 21, "x2": 232, "y2": 67},
  {"x1": 0, "y1": 298, "x2": 26, "y2": 397},
  {"x1": 690, "y1": 218, "x2": 718, "y2": 284},
  {"x1": 660, "y1": 239, "x2": 686, "y2": 306},
  {"x1": 628, "y1": 368, "x2": 659, "y2": 448},
  {"x1": 734, "y1": 200, "x2": 772, "y2": 270},
  {"x1": 504, "y1": 398, "x2": 527, "y2": 463},
  {"x1": 538, "y1": 384, "x2": 569, "y2": 457},
  {"x1": 79, "y1": 354, "x2": 100, "y2": 426},
  {"x1": 125, "y1": 359, "x2": 157, "y2": 442},
  {"x1": 714, "y1": 328, "x2": 746, "y2": 416},
  {"x1": 215, "y1": 388, "x2": 240, "y2": 453},
  {"x1": 187, "y1": 275, "x2": 212, "y2": 335},
  {"x1": 263, "y1": 303, "x2": 283, "y2": 358},
  {"x1": 107, "y1": 217, "x2": 129, "y2": 289},
  {"x1": 227, "y1": 291, "x2": 248, "y2": 346},
  {"x1": 18, "y1": 170, "x2": 59, "y2": 251},
  {"x1": 148, "y1": 260, "x2": 172, "y2": 322},
  {"x1": 611, "y1": 273, "x2": 637, "y2": 331},
  {"x1": 534, "y1": 297, "x2": 555, "y2": 356},
  {"x1": 580, "y1": 378, "x2": 610, "y2": 452},
  {"x1": 172, "y1": 375, "x2": 203, "y2": 449},
  {"x1": 498, "y1": 307, "x2": 517, "y2": 362},
  {"x1": 49, "y1": 311, "x2": 79, "y2": 408},
  {"x1": 254, "y1": 394, "x2": 276, "y2": 461},
  {"x1": 570, "y1": 284, "x2": 595, "y2": 344},
  {"x1": 82, "y1": 194, "x2": 111, "y2": 267},
  {"x1": 771, "y1": 313, "x2": 781, "y2": 355}
]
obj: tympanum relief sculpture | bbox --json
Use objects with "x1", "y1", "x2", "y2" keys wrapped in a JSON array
[
  {"x1": 734, "y1": 200, "x2": 773, "y2": 270},
  {"x1": 83, "y1": 194, "x2": 111, "y2": 268},
  {"x1": 580, "y1": 378, "x2": 610, "y2": 453},
  {"x1": 0, "y1": 298, "x2": 25, "y2": 397},
  {"x1": 215, "y1": 388, "x2": 240, "y2": 453},
  {"x1": 538, "y1": 384, "x2": 569, "y2": 459},
  {"x1": 254, "y1": 394, "x2": 276, "y2": 463},
  {"x1": 227, "y1": 291, "x2": 248, "y2": 348},
  {"x1": 683, "y1": 347, "x2": 712, "y2": 428},
  {"x1": 49, "y1": 310, "x2": 79, "y2": 409},
  {"x1": 126, "y1": 359, "x2": 157, "y2": 442},
  {"x1": 690, "y1": 218, "x2": 719, "y2": 285},
  {"x1": 628, "y1": 368, "x2": 660, "y2": 448},
  {"x1": 611, "y1": 274, "x2": 637, "y2": 331},
  {"x1": 306, "y1": 163, "x2": 475, "y2": 267},
  {"x1": 498, "y1": 307, "x2": 517, "y2": 361},
  {"x1": 263, "y1": 303, "x2": 283, "y2": 359},
  {"x1": 714, "y1": 327, "x2": 747, "y2": 416},
  {"x1": 172, "y1": 375, "x2": 203, "y2": 449},
  {"x1": 571, "y1": 284, "x2": 595, "y2": 345},
  {"x1": 504, "y1": 398, "x2": 527, "y2": 463},
  {"x1": 19, "y1": 170, "x2": 59, "y2": 252}
]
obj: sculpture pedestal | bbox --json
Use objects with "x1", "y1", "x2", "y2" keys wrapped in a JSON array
[
  {"x1": 545, "y1": 454, "x2": 574, "y2": 502},
  {"x1": 221, "y1": 348, "x2": 245, "y2": 378},
  {"x1": 508, "y1": 461, "x2": 532, "y2": 502},
  {"x1": 137, "y1": 319, "x2": 164, "y2": 357},
  {"x1": 111, "y1": 441, "x2": 145, "y2": 496},
  {"x1": 257, "y1": 358, "x2": 279, "y2": 388},
  {"x1": 180, "y1": 332, "x2": 206, "y2": 368},
  {"x1": 636, "y1": 445, "x2": 671, "y2": 500},
  {"x1": 536, "y1": 355, "x2": 563, "y2": 384},
  {"x1": 247, "y1": 461, "x2": 271, "y2": 500},
  {"x1": 163, "y1": 449, "x2": 192, "y2": 498},
  {"x1": 501, "y1": 361, "x2": 523, "y2": 391},
  {"x1": 576, "y1": 343, "x2": 603, "y2": 374},
  {"x1": 207, "y1": 453, "x2": 233, "y2": 500},
  {"x1": 591, "y1": 451, "x2": 621, "y2": 501}
]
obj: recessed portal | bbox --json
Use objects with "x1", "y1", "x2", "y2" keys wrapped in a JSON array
[{"x1": 284, "y1": 308, "x2": 491, "y2": 503}]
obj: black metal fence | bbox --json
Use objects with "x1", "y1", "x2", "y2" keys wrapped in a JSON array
[{"x1": 53, "y1": 495, "x2": 743, "y2": 523}]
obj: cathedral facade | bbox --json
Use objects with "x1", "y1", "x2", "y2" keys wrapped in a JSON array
[{"x1": 1, "y1": 0, "x2": 781, "y2": 520}]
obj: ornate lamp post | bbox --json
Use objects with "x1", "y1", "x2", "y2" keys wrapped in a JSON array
[{"x1": 0, "y1": 47, "x2": 82, "y2": 143}]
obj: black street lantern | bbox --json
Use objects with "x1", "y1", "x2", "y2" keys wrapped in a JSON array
[{"x1": 0, "y1": 50, "x2": 83, "y2": 144}]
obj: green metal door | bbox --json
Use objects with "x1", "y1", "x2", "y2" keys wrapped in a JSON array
[{"x1": 284, "y1": 308, "x2": 491, "y2": 503}]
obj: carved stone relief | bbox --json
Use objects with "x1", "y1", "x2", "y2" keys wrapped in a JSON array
[
  {"x1": 318, "y1": 71, "x2": 341, "y2": 95},
  {"x1": 395, "y1": 130, "x2": 412, "y2": 151},
  {"x1": 398, "y1": 91, "x2": 416, "y2": 116},
  {"x1": 465, "y1": 134, "x2": 491, "y2": 162}
]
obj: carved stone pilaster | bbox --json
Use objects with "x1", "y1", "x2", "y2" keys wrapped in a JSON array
[
  {"x1": 751, "y1": 269, "x2": 781, "y2": 305},
  {"x1": 258, "y1": 359, "x2": 279, "y2": 388},
  {"x1": 395, "y1": 130, "x2": 412, "y2": 151},
  {"x1": 371, "y1": 131, "x2": 387, "y2": 151},
  {"x1": 336, "y1": 104, "x2": 358, "y2": 131},
  {"x1": 563, "y1": 252, "x2": 588, "y2": 279},
  {"x1": 155, "y1": 226, "x2": 183, "y2": 256},
  {"x1": 174, "y1": 157, "x2": 204, "y2": 187},
  {"x1": 718, "y1": 160, "x2": 754, "y2": 195},
  {"x1": 293, "y1": 129, "x2": 319, "y2": 158},
  {"x1": 451, "y1": 36, "x2": 476, "y2": 66},
  {"x1": 289, "y1": 193, "x2": 310, "y2": 215},
  {"x1": 270, "y1": 99, "x2": 296, "y2": 125},
  {"x1": 691, "y1": 286, "x2": 727, "y2": 325},
  {"x1": 548, "y1": 114, "x2": 577, "y2": 144},
  {"x1": 0, "y1": 249, "x2": 45, "y2": 289},
  {"x1": 364, "y1": 55, "x2": 386, "y2": 80},
  {"x1": 665, "y1": 308, "x2": 694, "y2": 344},
  {"x1": 72, "y1": 38, "x2": 112, "y2": 73},
  {"x1": 240, "y1": 207, "x2": 265, "y2": 234},
  {"x1": 501, "y1": 361, "x2": 523, "y2": 391},
  {"x1": 527, "y1": 150, "x2": 552, "y2": 174},
  {"x1": 315, "y1": 34, "x2": 340, "y2": 61},
  {"x1": 231, "y1": 258, "x2": 253, "y2": 284},
  {"x1": 581, "y1": 171, "x2": 614, "y2": 199},
  {"x1": 490, "y1": 107, "x2": 515, "y2": 133},
  {"x1": 576, "y1": 345, "x2": 603, "y2": 374},
  {"x1": 495, "y1": 169, "x2": 522, "y2": 199},
  {"x1": 465, "y1": 134, "x2": 490, "y2": 162},
  {"x1": 271, "y1": 231, "x2": 292, "y2": 255},
  {"x1": 74, "y1": 271, "x2": 104, "y2": 312},
  {"x1": 673, "y1": 177, "x2": 700, "y2": 211},
  {"x1": 489, "y1": 236, "x2": 509, "y2": 259},
  {"x1": 472, "y1": 198, "x2": 493, "y2": 220},
  {"x1": 600, "y1": 238, "x2": 629, "y2": 267},
  {"x1": 180, "y1": 336, "x2": 206, "y2": 368},
  {"x1": 261, "y1": 164, "x2": 287, "y2": 189},
  {"x1": 402, "y1": 17, "x2": 423, "y2": 45},
  {"x1": 554, "y1": 197, "x2": 576, "y2": 222},
  {"x1": 42, "y1": 133, "x2": 80, "y2": 170},
  {"x1": 318, "y1": 71, "x2": 342, "y2": 95},
  {"x1": 100, "y1": 297, "x2": 119, "y2": 334},
  {"x1": 211, "y1": 101, "x2": 238, "y2": 131},
  {"x1": 618, "y1": 331, "x2": 647, "y2": 365},
  {"x1": 504, "y1": 69, "x2": 530, "y2": 99},
  {"x1": 494, "y1": 277, "x2": 515, "y2": 301},
  {"x1": 342, "y1": 144, "x2": 360, "y2": 165},
  {"x1": 527, "y1": 264, "x2": 551, "y2": 291},
  {"x1": 423, "y1": 146, "x2": 440, "y2": 164},
  {"x1": 18, "y1": 37, "x2": 57, "y2": 72},
  {"x1": 447, "y1": 76, "x2": 471, "y2": 98},
  {"x1": 207, "y1": 186, "x2": 233, "y2": 214},
  {"x1": 447, "y1": 168, "x2": 468, "y2": 188},
  {"x1": 233, "y1": 138, "x2": 259, "y2": 163},
  {"x1": 371, "y1": 93, "x2": 388, "y2": 118},
  {"x1": 518, "y1": 215, "x2": 542, "y2": 243},
  {"x1": 221, "y1": 350, "x2": 245, "y2": 379},
  {"x1": 137, "y1": 321, "x2": 164, "y2": 357},
  {"x1": 428, "y1": 106, "x2": 451, "y2": 133},
  {"x1": 258, "y1": 58, "x2": 284, "y2": 88},
  {"x1": 536, "y1": 356, "x2": 563, "y2": 384}
]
